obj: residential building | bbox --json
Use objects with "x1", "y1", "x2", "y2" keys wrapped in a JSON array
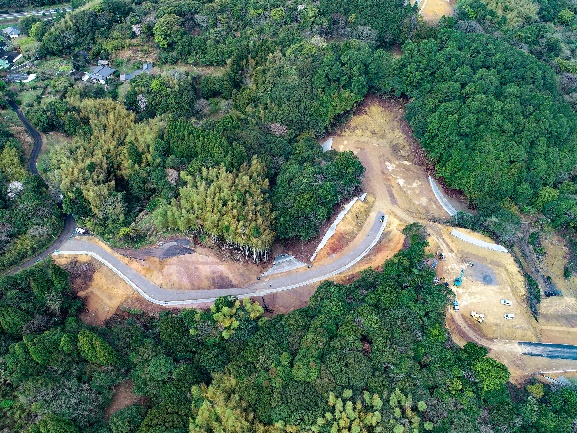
[
  {"x1": 2, "y1": 27, "x2": 20, "y2": 38},
  {"x1": 120, "y1": 62, "x2": 153, "y2": 82},
  {"x1": 82, "y1": 65, "x2": 116, "y2": 84}
]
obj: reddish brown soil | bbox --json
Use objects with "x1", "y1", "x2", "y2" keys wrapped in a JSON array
[{"x1": 105, "y1": 381, "x2": 145, "y2": 420}]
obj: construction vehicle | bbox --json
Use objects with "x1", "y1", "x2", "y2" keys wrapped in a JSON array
[
  {"x1": 470, "y1": 311, "x2": 485, "y2": 323},
  {"x1": 454, "y1": 269, "x2": 465, "y2": 287}
]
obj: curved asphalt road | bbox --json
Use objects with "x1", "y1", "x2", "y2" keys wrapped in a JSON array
[
  {"x1": 5, "y1": 101, "x2": 76, "y2": 275},
  {"x1": 6, "y1": 99, "x2": 386, "y2": 305},
  {"x1": 54, "y1": 212, "x2": 387, "y2": 305},
  {"x1": 7, "y1": 100, "x2": 41, "y2": 175}
]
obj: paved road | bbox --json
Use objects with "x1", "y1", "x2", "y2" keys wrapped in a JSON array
[
  {"x1": 519, "y1": 342, "x2": 577, "y2": 360},
  {"x1": 4, "y1": 101, "x2": 76, "y2": 275},
  {"x1": 54, "y1": 212, "x2": 387, "y2": 305},
  {"x1": 8, "y1": 100, "x2": 41, "y2": 175}
]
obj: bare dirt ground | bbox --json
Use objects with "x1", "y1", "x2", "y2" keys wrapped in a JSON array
[
  {"x1": 116, "y1": 239, "x2": 262, "y2": 291},
  {"x1": 540, "y1": 232, "x2": 577, "y2": 296},
  {"x1": 54, "y1": 253, "x2": 172, "y2": 324},
  {"x1": 105, "y1": 381, "x2": 144, "y2": 420},
  {"x1": 412, "y1": 0, "x2": 454, "y2": 21},
  {"x1": 431, "y1": 224, "x2": 539, "y2": 342},
  {"x1": 114, "y1": 43, "x2": 159, "y2": 64},
  {"x1": 521, "y1": 230, "x2": 577, "y2": 345},
  {"x1": 53, "y1": 255, "x2": 135, "y2": 325},
  {"x1": 314, "y1": 194, "x2": 375, "y2": 262}
]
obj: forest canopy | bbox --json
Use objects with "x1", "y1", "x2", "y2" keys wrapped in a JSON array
[
  {"x1": 2, "y1": 230, "x2": 576, "y2": 432},
  {"x1": 0, "y1": 123, "x2": 61, "y2": 273},
  {"x1": 389, "y1": 29, "x2": 577, "y2": 222}
]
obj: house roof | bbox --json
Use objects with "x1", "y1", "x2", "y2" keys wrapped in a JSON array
[
  {"x1": 2, "y1": 27, "x2": 20, "y2": 36},
  {"x1": 120, "y1": 62, "x2": 153, "y2": 81},
  {"x1": 7, "y1": 72, "x2": 28, "y2": 82},
  {"x1": 88, "y1": 65, "x2": 116, "y2": 80},
  {"x1": 1, "y1": 51, "x2": 21, "y2": 64}
]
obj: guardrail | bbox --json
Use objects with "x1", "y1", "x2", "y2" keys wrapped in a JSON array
[
  {"x1": 450, "y1": 229, "x2": 507, "y2": 253},
  {"x1": 257, "y1": 214, "x2": 388, "y2": 296},
  {"x1": 53, "y1": 214, "x2": 388, "y2": 306},
  {"x1": 428, "y1": 176, "x2": 457, "y2": 216}
]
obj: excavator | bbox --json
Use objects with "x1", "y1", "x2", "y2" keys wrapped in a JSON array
[{"x1": 454, "y1": 269, "x2": 465, "y2": 287}]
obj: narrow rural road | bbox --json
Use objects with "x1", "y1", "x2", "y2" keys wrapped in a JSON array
[
  {"x1": 7, "y1": 98, "x2": 386, "y2": 305},
  {"x1": 54, "y1": 212, "x2": 387, "y2": 305},
  {"x1": 8, "y1": 100, "x2": 42, "y2": 175},
  {"x1": 5, "y1": 100, "x2": 76, "y2": 275}
]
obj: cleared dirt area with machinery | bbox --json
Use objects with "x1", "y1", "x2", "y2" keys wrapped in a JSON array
[
  {"x1": 323, "y1": 98, "x2": 576, "y2": 381},
  {"x1": 51, "y1": 97, "x2": 577, "y2": 381}
]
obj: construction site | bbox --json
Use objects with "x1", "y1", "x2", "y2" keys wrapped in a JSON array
[{"x1": 51, "y1": 98, "x2": 577, "y2": 383}]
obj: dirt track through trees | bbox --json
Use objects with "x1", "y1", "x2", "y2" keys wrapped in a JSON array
[{"x1": 330, "y1": 99, "x2": 577, "y2": 380}]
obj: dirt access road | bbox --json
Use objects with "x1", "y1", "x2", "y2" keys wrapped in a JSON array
[{"x1": 326, "y1": 99, "x2": 577, "y2": 382}]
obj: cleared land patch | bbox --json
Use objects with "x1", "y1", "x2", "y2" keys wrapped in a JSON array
[{"x1": 412, "y1": 0, "x2": 454, "y2": 21}]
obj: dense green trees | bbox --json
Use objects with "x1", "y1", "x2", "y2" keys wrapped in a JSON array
[
  {"x1": 19, "y1": 15, "x2": 43, "y2": 36},
  {"x1": 0, "y1": 123, "x2": 62, "y2": 272},
  {"x1": 237, "y1": 40, "x2": 384, "y2": 137},
  {"x1": 391, "y1": 30, "x2": 577, "y2": 219},
  {"x1": 26, "y1": 100, "x2": 74, "y2": 133},
  {"x1": 39, "y1": 1, "x2": 133, "y2": 57},
  {"x1": 45, "y1": 87, "x2": 364, "y2": 250},
  {"x1": 154, "y1": 158, "x2": 274, "y2": 261},
  {"x1": 317, "y1": 0, "x2": 417, "y2": 46},
  {"x1": 124, "y1": 74, "x2": 197, "y2": 121},
  {"x1": 45, "y1": 99, "x2": 161, "y2": 238},
  {"x1": 273, "y1": 139, "x2": 365, "y2": 240}
]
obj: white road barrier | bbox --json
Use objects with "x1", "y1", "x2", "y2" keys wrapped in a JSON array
[
  {"x1": 428, "y1": 176, "x2": 457, "y2": 216},
  {"x1": 311, "y1": 197, "x2": 359, "y2": 262},
  {"x1": 259, "y1": 215, "x2": 388, "y2": 296},
  {"x1": 450, "y1": 229, "x2": 508, "y2": 253}
]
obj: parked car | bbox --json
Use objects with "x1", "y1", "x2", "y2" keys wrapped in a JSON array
[
  {"x1": 500, "y1": 299, "x2": 512, "y2": 306},
  {"x1": 504, "y1": 313, "x2": 515, "y2": 320},
  {"x1": 453, "y1": 300, "x2": 460, "y2": 311}
]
